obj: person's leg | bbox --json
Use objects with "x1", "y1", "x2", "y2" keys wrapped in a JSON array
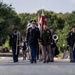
[
  {"x1": 52, "y1": 47, "x2": 55, "y2": 57},
  {"x1": 73, "y1": 49, "x2": 75, "y2": 62},
  {"x1": 26, "y1": 46, "x2": 30, "y2": 60},
  {"x1": 16, "y1": 46, "x2": 20, "y2": 62},
  {"x1": 41, "y1": 45, "x2": 44, "y2": 60},
  {"x1": 45, "y1": 46, "x2": 49, "y2": 62},
  {"x1": 39, "y1": 45, "x2": 43, "y2": 61},
  {"x1": 69, "y1": 47, "x2": 74, "y2": 62},
  {"x1": 42, "y1": 46, "x2": 47, "y2": 63},
  {"x1": 23, "y1": 50, "x2": 26, "y2": 60},
  {"x1": 33, "y1": 45, "x2": 38, "y2": 63},
  {"x1": 36, "y1": 45, "x2": 39, "y2": 60},
  {"x1": 29, "y1": 45, "x2": 34, "y2": 63},
  {"x1": 12, "y1": 47, "x2": 17, "y2": 62},
  {"x1": 47, "y1": 45, "x2": 54, "y2": 62}
]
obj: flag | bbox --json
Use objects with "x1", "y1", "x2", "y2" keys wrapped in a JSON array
[
  {"x1": 40, "y1": 10, "x2": 46, "y2": 29},
  {"x1": 38, "y1": 14, "x2": 41, "y2": 24},
  {"x1": 27, "y1": 16, "x2": 31, "y2": 29},
  {"x1": 37, "y1": 14, "x2": 41, "y2": 30}
]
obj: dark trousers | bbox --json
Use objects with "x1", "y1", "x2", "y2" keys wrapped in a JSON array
[
  {"x1": 42, "y1": 45, "x2": 54, "y2": 62},
  {"x1": 36, "y1": 44, "x2": 39, "y2": 60},
  {"x1": 29, "y1": 45, "x2": 37, "y2": 62},
  {"x1": 73, "y1": 49, "x2": 75, "y2": 61},
  {"x1": 16, "y1": 46, "x2": 19, "y2": 61},
  {"x1": 69, "y1": 46, "x2": 75, "y2": 62},
  {"x1": 12, "y1": 47, "x2": 17, "y2": 62},
  {"x1": 12, "y1": 46, "x2": 19, "y2": 62}
]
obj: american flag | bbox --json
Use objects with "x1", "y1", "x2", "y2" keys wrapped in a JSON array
[
  {"x1": 40, "y1": 10, "x2": 46, "y2": 29},
  {"x1": 27, "y1": 16, "x2": 31, "y2": 29}
]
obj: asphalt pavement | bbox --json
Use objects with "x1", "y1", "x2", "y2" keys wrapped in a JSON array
[{"x1": 0, "y1": 57, "x2": 75, "y2": 75}]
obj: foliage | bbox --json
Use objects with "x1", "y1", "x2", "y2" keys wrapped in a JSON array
[
  {"x1": 1, "y1": 2, "x2": 75, "y2": 52},
  {"x1": 57, "y1": 25, "x2": 70, "y2": 52},
  {"x1": 3, "y1": 40, "x2": 9, "y2": 48},
  {"x1": 0, "y1": 2, "x2": 21, "y2": 45}
]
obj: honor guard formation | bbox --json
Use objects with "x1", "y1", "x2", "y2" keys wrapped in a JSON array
[{"x1": 9, "y1": 19, "x2": 75, "y2": 64}]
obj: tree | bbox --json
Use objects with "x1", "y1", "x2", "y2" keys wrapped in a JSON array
[{"x1": 0, "y1": 2, "x2": 21, "y2": 45}]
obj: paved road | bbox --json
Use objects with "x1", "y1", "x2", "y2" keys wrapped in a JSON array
[{"x1": 0, "y1": 57, "x2": 75, "y2": 75}]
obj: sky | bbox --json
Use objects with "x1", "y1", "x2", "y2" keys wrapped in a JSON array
[{"x1": 1, "y1": 0, "x2": 75, "y2": 14}]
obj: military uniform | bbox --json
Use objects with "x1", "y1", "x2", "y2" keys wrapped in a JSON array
[
  {"x1": 9, "y1": 31, "x2": 21, "y2": 62},
  {"x1": 41, "y1": 29, "x2": 54, "y2": 63},
  {"x1": 67, "y1": 31, "x2": 75, "y2": 62},
  {"x1": 26, "y1": 26, "x2": 40, "y2": 63}
]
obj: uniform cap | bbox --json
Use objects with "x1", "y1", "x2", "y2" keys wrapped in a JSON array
[{"x1": 30, "y1": 20, "x2": 36, "y2": 23}]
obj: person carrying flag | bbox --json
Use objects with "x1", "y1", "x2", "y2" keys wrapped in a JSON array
[{"x1": 41, "y1": 22, "x2": 54, "y2": 63}]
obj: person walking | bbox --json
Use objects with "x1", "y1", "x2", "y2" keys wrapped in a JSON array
[
  {"x1": 66, "y1": 26, "x2": 75, "y2": 62},
  {"x1": 9, "y1": 27, "x2": 21, "y2": 62},
  {"x1": 41, "y1": 23, "x2": 54, "y2": 63},
  {"x1": 26, "y1": 20, "x2": 40, "y2": 63}
]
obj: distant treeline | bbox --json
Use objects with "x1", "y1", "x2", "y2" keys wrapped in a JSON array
[{"x1": 0, "y1": 2, "x2": 75, "y2": 51}]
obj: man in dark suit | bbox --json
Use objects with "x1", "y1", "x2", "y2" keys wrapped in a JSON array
[
  {"x1": 9, "y1": 28, "x2": 21, "y2": 62},
  {"x1": 26, "y1": 20, "x2": 40, "y2": 63},
  {"x1": 67, "y1": 26, "x2": 75, "y2": 62}
]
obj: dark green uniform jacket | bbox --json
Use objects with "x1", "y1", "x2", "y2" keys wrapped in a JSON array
[{"x1": 41, "y1": 29, "x2": 52, "y2": 46}]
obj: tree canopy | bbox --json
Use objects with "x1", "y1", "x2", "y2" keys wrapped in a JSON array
[
  {"x1": 0, "y1": 2, "x2": 21, "y2": 45},
  {"x1": 0, "y1": 2, "x2": 75, "y2": 51}
]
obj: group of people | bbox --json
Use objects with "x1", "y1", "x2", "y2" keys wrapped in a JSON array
[
  {"x1": 9, "y1": 19, "x2": 75, "y2": 64},
  {"x1": 26, "y1": 20, "x2": 58, "y2": 63},
  {"x1": 9, "y1": 20, "x2": 59, "y2": 63}
]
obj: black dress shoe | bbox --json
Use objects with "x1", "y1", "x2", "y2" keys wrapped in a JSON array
[
  {"x1": 34, "y1": 60, "x2": 37, "y2": 63},
  {"x1": 47, "y1": 60, "x2": 49, "y2": 63},
  {"x1": 13, "y1": 61, "x2": 17, "y2": 63},
  {"x1": 43, "y1": 61, "x2": 46, "y2": 63},
  {"x1": 16, "y1": 60, "x2": 18, "y2": 62},
  {"x1": 70, "y1": 61, "x2": 75, "y2": 63},
  {"x1": 50, "y1": 60, "x2": 54, "y2": 62},
  {"x1": 30, "y1": 61, "x2": 33, "y2": 63}
]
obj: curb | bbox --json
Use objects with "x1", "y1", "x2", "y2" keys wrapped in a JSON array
[{"x1": 0, "y1": 53, "x2": 12, "y2": 57}]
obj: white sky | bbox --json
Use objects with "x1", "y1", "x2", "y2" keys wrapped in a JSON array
[{"x1": 2, "y1": 0, "x2": 75, "y2": 13}]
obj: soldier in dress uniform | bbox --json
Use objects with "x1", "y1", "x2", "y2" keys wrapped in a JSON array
[
  {"x1": 9, "y1": 28, "x2": 21, "y2": 62},
  {"x1": 66, "y1": 26, "x2": 75, "y2": 62},
  {"x1": 41, "y1": 23, "x2": 54, "y2": 63},
  {"x1": 26, "y1": 20, "x2": 40, "y2": 63}
]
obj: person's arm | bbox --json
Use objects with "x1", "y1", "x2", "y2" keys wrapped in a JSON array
[
  {"x1": 66, "y1": 31, "x2": 71, "y2": 45},
  {"x1": 38, "y1": 28, "x2": 41, "y2": 41},
  {"x1": 9, "y1": 34, "x2": 12, "y2": 47},
  {"x1": 49, "y1": 30, "x2": 53, "y2": 44},
  {"x1": 26, "y1": 28, "x2": 30, "y2": 43}
]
